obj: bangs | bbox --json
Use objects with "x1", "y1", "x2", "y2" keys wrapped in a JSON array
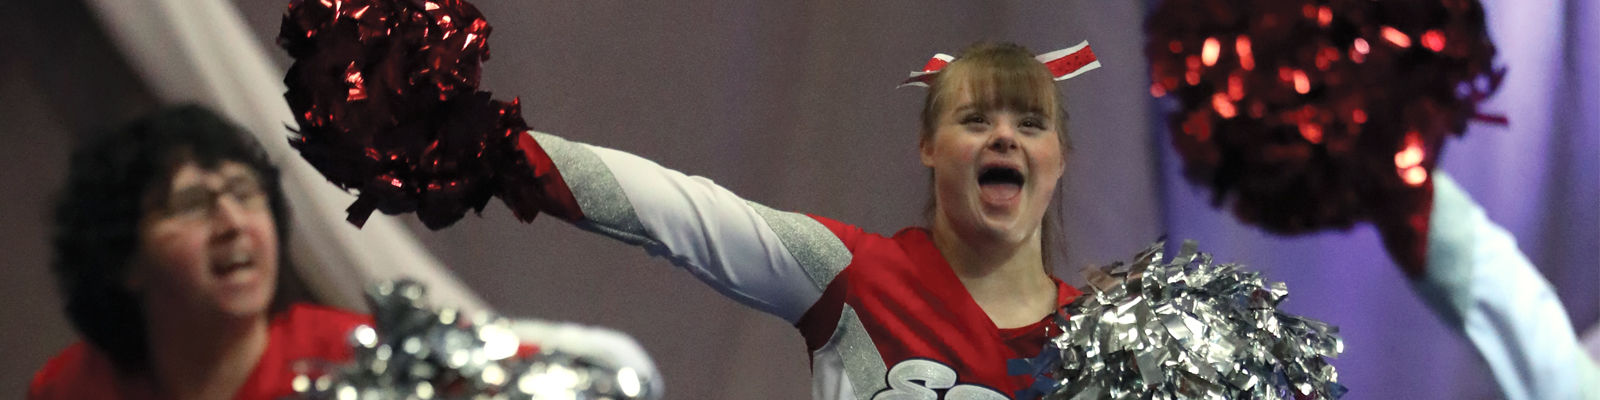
[
  {"x1": 946, "y1": 58, "x2": 1058, "y2": 118},
  {"x1": 920, "y1": 43, "x2": 1065, "y2": 138}
]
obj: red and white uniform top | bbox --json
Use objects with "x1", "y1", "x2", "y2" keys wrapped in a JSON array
[
  {"x1": 29, "y1": 304, "x2": 370, "y2": 400},
  {"x1": 530, "y1": 132, "x2": 1082, "y2": 400}
]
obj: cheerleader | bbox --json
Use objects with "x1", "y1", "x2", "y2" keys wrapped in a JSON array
[
  {"x1": 513, "y1": 41, "x2": 1098, "y2": 399},
  {"x1": 29, "y1": 105, "x2": 370, "y2": 399}
]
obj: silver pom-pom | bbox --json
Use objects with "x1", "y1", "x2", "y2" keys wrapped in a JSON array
[
  {"x1": 294, "y1": 279, "x2": 651, "y2": 400},
  {"x1": 1019, "y1": 241, "x2": 1345, "y2": 400}
]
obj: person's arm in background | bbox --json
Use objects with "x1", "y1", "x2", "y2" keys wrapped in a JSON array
[
  {"x1": 1586, "y1": 326, "x2": 1600, "y2": 362},
  {"x1": 1406, "y1": 172, "x2": 1600, "y2": 399}
]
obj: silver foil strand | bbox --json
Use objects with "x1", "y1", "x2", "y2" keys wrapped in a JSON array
[
  {"x1": 293, "y1": 279, "x2": 651, "y2": 400},
  {"x1": 1040, "y1": 241, "x2": 1346, "y2": 400}
]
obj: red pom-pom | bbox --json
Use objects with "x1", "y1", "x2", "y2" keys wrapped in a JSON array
[
  {"x1": 1147, "y1": 0, "x2": 1501, "y2": 246},
  {"x1": 280, "y1": 0, "x2": 547, "y2": 229}
]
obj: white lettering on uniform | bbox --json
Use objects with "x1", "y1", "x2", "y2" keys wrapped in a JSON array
[{"x1": 872, "y1": 359, "x2": 1009, "y2": 400}]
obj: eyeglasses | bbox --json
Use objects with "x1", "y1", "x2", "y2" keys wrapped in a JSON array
[{"x1": 153, "y1": 177, "x2": 270, "y2": 222}]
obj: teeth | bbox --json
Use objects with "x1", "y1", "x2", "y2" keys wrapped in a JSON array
[{"x1": 214, "y1": 251, "x2": 254, "y2": 276}]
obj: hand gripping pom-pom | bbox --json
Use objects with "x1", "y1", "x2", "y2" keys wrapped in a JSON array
[
  {"x1": 280, "y1": 0, "x2": 557, "y2": 229},
  {"x1": 1147, "y1": 0, "x2": 1502, "y2": 269}
]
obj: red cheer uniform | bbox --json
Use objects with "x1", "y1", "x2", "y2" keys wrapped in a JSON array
[
  {"x1": 30, "y1": 304, "x2": 370, "y2": 400},
  {"x1": 526, "y1": 131, "x2": 1082, "y2": 399}
]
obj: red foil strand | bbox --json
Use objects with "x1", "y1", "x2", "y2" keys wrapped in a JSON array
[
  {"x1": 280, "y1": 0, "x2": 551, "y2": 229},
  {"x1": 1146, "y1": 0, "x2": 1502, "y2": 267}
]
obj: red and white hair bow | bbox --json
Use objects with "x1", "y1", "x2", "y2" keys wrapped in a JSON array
[{"x1": 898, "y1": 41, "x2": 1102, "y2": 88}]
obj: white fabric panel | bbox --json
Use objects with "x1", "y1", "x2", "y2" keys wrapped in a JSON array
[
  {"x1": 1413, "y1": 173, "x2": 1600, "y2": 400},
  {"x1": 79, "y1": 0, "x2": 484, "y2": 312},
  {"x1": 810, "y1": 337, "x2": 858, "y2": 400},
  {"x1": 583, "y1": 143, "x2": 826, "y2": 323}
]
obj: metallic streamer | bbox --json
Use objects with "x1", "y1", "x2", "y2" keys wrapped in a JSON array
[
  {"x1": 1147, "y1": 0, "x2": 1503, "y2": 271},
  {"x1": 1020, "y1": 241, "x2": 1345, "y2": 400},
  {"x1": 280, "y1": 0, "x2": 553, "y2": 230},
  {"x1": 293, "y1": 280, "x2": 651, "y2": 400}
]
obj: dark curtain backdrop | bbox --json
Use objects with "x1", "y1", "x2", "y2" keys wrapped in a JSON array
[{"x1": 1, "y1": 1, "x2": 1592, "y2": 399}]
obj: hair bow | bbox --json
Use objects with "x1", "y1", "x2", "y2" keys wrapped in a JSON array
[{"x1": 898, "y1": 41, "x2": 1101, "y2": 88}]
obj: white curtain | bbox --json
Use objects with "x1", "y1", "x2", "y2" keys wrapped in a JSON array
[{"x1": 81, "y1": 0, "x2": 487, "y2": 313}]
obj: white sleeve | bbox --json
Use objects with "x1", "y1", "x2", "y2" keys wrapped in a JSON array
[
  {"x1": 530, "y1": 131, "x2": 851, "y2": 323},
  {"x1": 1411, "y1": 172, "x2": 1600, "y2": 400}
]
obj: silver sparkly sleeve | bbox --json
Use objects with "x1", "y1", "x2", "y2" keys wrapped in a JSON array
[
  {"x1": 529, "y1": 131, "x2": 851, "y2": 323},
  {"x1": 1412, "y1": 172, "x2": 1600, "y2": 400}
]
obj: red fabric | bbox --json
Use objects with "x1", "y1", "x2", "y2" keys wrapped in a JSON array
[
  {"x1": 1042, "y1": 46, "x2": 1098, "y2": 79},
  {"x1": 797, "y1": 216, "x2": 1083, "y2": 398},
  {"x1": 29, "y1": 304, "x2": 370, "y2": 400},
  {"x1": 516, "y1": 133, "x2": 584, "y2": 222}
]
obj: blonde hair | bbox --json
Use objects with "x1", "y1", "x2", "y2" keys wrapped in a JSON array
[
  {"x1": 919, "y1": 42, "x2": 1072, "y2": 272},
  {"x1": 919, "y1": 42, "x2": 1071, "y2": 150}
]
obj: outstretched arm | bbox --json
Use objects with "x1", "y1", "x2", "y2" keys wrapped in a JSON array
[
  {"x1": 529, "y1": 131, "x2": 852, "y2": 323},
  {"x1": 1408, "y1": 172, "x2": 1600, "y2": 400}
]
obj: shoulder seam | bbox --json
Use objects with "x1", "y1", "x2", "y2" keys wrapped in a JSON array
[{"x1": 745, "y1": 202, "x2": 852, "y2": 291}]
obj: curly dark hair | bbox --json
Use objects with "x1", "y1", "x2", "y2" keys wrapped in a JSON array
[{"x1": 51, "y1": 104, "x2": 298, "y2": 371}]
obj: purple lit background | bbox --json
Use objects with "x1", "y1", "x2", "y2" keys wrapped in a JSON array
[
  {"x1": 1160, "y1": 1, "x2": 1599, "y2": 397},
  {"x1": 0, "y1": 1, "x2": 1594, "y2": 398}
]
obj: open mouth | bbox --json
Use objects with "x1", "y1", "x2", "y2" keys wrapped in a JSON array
[
  {"x1": 213, "y1": 253, "x2": 254, "y2": 276},
  {"x1": 978, "y1": 166, "x2": 1025, "y2": 204}
]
